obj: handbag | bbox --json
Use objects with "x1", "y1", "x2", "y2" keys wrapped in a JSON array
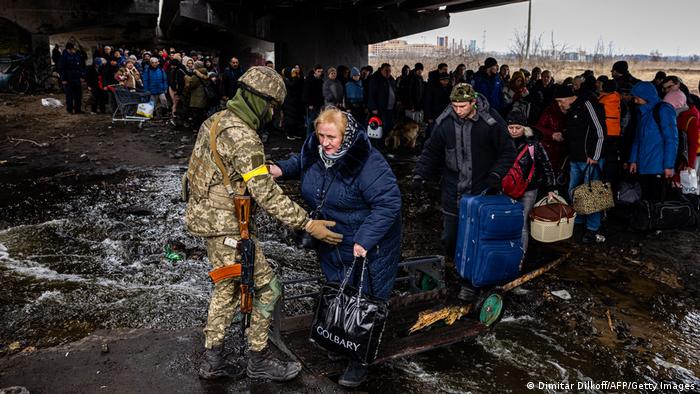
[
  {"x1": 617, "y1": 177, "x2": 642, "y2": 204},
  {"x1": 309, "y1": 256, "x2": 389, "y2": 365},
  {"x1": 571, "y1": 165, "x2": 614, "y2": 215}
]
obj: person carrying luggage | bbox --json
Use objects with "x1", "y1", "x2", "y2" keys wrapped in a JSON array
[
  {"x1": 270, "y1": 107, "x2": 402, "y2": 387},
  {"x1": 554, "y1": 84, "x2": 607, "y2": 244},
  {"x1": 412, "y1": 83, "x2": 516, "y2": 302},
  {"x1": 504, "y1": 110, "x2": 557, "y2": 253}
]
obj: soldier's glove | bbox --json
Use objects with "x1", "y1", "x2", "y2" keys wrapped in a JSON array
[{"x1": 305, "y1": 220, "x2": 343, "y2": 245}]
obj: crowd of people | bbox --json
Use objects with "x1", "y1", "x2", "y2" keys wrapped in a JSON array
[{"x1": 51, "y1": 42, "x2": 700, "y2": 388}]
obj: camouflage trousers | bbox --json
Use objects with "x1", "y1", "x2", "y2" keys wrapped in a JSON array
[{"x1": 203, "y1": 235, "x2": 281, "y2": 351}]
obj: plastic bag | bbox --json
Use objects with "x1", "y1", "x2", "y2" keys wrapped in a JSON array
[
  {"x1": 680, "y1": 169, "x2": 699, "y2": 195},
  {"x1": 41, "y1": 98, "x2": 63, "y2": 108},
  {"x1": 136, "y1": 102, "x2": 154, "y2": 118}
]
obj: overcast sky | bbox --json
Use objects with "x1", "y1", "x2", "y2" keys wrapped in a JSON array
[{"x1": 401, "y1": 0, "x2": 700, "y2": 56}]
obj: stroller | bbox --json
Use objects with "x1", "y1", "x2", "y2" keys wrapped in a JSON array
[{"x1": 108, "y1": 85, "x2": 152, "y2": 127}]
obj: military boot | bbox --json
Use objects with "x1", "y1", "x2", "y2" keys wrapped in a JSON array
[
  {"x1": 198, "y1": 345, "x2": 245, "y2": 380},
  {"x1": 246, "y1": 346, "x2": 302, "y2": 381}
]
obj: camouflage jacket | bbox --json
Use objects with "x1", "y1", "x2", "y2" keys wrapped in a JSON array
[{"x1": 185, "y1": 109, "x2": 309, "y2": 237}]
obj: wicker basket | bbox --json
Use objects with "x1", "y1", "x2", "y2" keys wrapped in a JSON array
[{"x1": 529, "y1": 195, "x2": 576, "y2": 243}]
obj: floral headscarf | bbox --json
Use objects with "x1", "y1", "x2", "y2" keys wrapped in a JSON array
[{"x1": 318, "y1": 110, "x2": 361, "y2": 168}]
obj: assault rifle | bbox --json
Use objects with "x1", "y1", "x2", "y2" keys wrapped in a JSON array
[{"x1": 234, "y1": 195, "x2": 254, "y2": 331}]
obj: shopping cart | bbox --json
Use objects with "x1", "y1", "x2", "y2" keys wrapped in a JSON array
[{"x1": 108, "y1": 85, "x2": 152, "y2": 127}]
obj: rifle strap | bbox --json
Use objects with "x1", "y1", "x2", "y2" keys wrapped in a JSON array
[
  {"x1": 209, "y1": 263, "x2": 242, "y2": 283},
  {"x1": 209, "y1": 111, "x2": 246, "y2": 196}
]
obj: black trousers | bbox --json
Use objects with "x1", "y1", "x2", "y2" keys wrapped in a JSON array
[
  {"x1": 91, "y1": 89, "x2": 107, "y2": 113},
  {"x1": 442, "y1": 214, "x2": 459, "y2": 261},
  {"x1": 639, "y1": 174, "x2": 667, "y2": 201},
  {"x1": 64, "y1": 80, "x2": 82, "y2": 113}
]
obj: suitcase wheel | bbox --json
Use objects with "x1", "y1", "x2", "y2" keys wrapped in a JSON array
[{"x1": 476, "y1": 292, "x2": 504, "y2": 327}]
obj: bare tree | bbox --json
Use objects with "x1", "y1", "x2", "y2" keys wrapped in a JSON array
[
  {"x1": 650, "y1": 50, "x2": 663, "y2": 62},
  {"x1": 509, "y1": 29, "x2": 528, "y2": 65},
  {"x1": 592, "y1": 37, "x2": 606, "y2": 66}
]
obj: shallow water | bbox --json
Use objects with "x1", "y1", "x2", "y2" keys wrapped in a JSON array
[{"x1": 1, "y1": 166, "x2": 698, "y2": 392}]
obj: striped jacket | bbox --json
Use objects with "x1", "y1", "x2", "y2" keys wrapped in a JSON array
[{"x1": 564, "y1": 93, "x2": 607, "y2": 162}]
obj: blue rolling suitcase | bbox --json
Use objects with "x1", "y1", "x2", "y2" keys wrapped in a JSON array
[{"x1": 454, "y1": 194, "x2": 524, "y2": 287}]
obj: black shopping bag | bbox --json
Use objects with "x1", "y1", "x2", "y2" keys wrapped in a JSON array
[{"x1": 309, "y1": 257, "x2": 389, "y2": 365}]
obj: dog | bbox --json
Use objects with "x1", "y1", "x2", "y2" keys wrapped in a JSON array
[{"x1": 384, "y1": 120, "x2": 420, "y2": 151}]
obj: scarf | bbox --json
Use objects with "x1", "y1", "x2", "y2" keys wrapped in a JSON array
[
  {"x1": 226, "y1": 89, "x2": 272, "y2": 130},
  {"x1": 318, "y1": 112, "x2": 360, "y2": 168}
]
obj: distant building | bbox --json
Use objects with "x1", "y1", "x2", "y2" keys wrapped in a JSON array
[
  {"x1": 468, "y1": 40, "x2": 477, "y2": 53},
  {"x1": 369, "y1": 39, "x2": 448, "y2": 58}
]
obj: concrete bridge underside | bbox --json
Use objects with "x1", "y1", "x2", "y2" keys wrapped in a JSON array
[{"x1": 1, "y1": 0, "x2": 525, "y2": 72}]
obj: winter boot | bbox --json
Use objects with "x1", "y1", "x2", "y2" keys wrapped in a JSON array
[
  {"x1": 457, "y1": 282, "x2": 478, "y2": 303},
  {"x1": 198, "y1": 345, "x2": 245, "y2": 380},
  {"x1": 581, "y1": 230, "x2": 606, "y2": 244},
  {"x1": 246, "y1": 346, "x2": 301, "y2": 382},
  {"x1": 338, "y1": 360, "x2": 368, "y2": 388}
]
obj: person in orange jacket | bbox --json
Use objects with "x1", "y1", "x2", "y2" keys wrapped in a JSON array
[{"x1": 599, "y1": 79, "x2": 623, "y2": 188}]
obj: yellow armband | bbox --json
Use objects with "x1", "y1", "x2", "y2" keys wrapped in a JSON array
[{"x1": 241, "y1": 165, "x2": 269, "y2": 182}]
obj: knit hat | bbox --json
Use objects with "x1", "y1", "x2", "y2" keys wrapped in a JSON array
[
  {"x1": 506, "y1": 109, "x2": 528, "y2": 126},
  {"x1": 484, "y1": 57, "x2": 498, "y2": 68},
  {"x1": 553, "y1": 84, "x2": 575, "y2": 99},
  {"x1": 450, "y1": 83, "x2": 478, "y2": 102},
  {"x1": 194, "y1": 60, "x2": 205, "y2": 69},
  {"x1": 612, "y1": 60, "x2": 629, "y2": 74},
  {"x1": 663, "y1": 90, "x2": 688, "y2": 109},
  {"x1": 128, "y1": 55, "x2": 137, "y2": 62},
  {"x1": 351, "y1": 67, "x2": 360, "y2": 77}
]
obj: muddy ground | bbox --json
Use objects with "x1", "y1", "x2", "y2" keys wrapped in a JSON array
[{"x1": 1, "y1": 93, "x2": 699, "y2": 393}]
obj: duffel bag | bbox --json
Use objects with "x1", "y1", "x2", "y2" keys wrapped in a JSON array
[{"x1": 630, "y1": 200, "x2": 697, "y2": 231}]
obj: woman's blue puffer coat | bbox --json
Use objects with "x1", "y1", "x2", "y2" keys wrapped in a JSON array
[{"x1": 277, "y1": 128, "x2": 402, "y2": 300}]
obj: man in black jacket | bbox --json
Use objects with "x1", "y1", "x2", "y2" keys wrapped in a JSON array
[
  {"x1": 368, "y1": 63, "x2": 397, "y2": 136},
  {"x1": 554, "y1": 84, "x2": 607, "y2": 244},
  {"x1": 422, "y1": 72, "x2": 452, "y2": 139},
  {"x1": 58, "y1": 43, "x2": 86, "y2": 114},
  {"x1": 413, "y1": 83, "x2": 516, "y2": 301},
  {"x1": 167, "y1": 55, "x2": 187, "y2": 123},
  {"x1": 221, "y1": 57, "x2": 245, "y2": 100},
  {"x1": 302, "y1": 65, "x2": 324, "y2": 135}
]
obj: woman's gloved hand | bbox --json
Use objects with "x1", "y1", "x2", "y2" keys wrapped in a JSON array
[{"x1": 305, "y1": 219, "x2": 343, "y2": 245}]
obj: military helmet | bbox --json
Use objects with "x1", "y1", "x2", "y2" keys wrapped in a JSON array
[
  {"x1": 450, "y1": 83, "x2": 478, "y2": 102},
  {"x1": 237, "y1": 66, "x2": 287, "y2": 106}
]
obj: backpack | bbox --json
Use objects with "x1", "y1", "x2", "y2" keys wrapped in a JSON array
[
  {"x1": 197, "y1": 74, "x2": 219, "y2": 104},
  {"x1": 652, "y1": 102, "x2": 688, "y2": 168},
  {"x1": 502, "y1": 144, "x2": 536, "y2": 199}
]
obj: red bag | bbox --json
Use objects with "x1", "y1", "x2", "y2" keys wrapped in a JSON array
[{"x1": 502, "y1": 144, "x2": 535, "y2": 198}]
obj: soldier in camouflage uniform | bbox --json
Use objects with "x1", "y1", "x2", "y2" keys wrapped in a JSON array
[{"x1": 184, "y1": 66, "x2": 343, "y2": 381}]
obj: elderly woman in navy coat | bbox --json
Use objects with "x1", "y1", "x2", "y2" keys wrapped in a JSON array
[{"x1": 270, "y1": 107, "x2": 401, "y2": 387}]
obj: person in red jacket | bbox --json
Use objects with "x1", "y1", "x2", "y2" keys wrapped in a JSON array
[
  {"x1": 536, "y1": 100, "x2": 567, "y2": 175},
  {"x1": 676, "y1": 94, "x2": 700, "y2": 188}
]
